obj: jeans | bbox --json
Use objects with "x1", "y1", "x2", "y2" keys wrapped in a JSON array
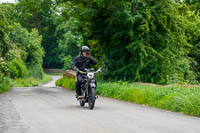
[{"x1": 76, "y1": 74, "x2": 85, "y2": 96}]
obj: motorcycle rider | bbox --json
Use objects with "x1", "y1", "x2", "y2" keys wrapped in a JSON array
[{"x1": 71, "y1": 46, "x2": 97, "y2": 99}]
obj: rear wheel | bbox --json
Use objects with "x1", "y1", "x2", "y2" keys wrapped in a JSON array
[{"x1": 88, "y1": 87, "x2": 96, "y2": 110}]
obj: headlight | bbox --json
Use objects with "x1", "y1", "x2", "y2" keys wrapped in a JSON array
[{"x1": 87, "y1": 72, "x2": 94, "y2": 79}]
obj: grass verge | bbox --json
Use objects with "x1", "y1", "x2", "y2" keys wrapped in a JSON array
[
  {"x1": 12, "y1": 73, "x2": 51, "y2": 87},
  {"x1": 46, "y1": 73, "x2": 63, "y2": 76},
  {"x1": 56, "y1": 77, "x2": 200, "y2": 117}
]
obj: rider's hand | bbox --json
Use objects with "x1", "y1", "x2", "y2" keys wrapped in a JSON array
[
  {"x1": 73, "y1": 67, "x2": 78, "y2": 71},
  {"x1": 86, "y1": 52, "x2": 91, "y2": 58}
]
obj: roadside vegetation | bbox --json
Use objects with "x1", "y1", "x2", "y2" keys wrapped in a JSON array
[
  {"x1": 1, "y1": 0, "x2": 199, "y2": 85},
  {"x1": 47, "y1": 73, "x2": 63, "y2": 76},
  {"x1": 12, "y1": 73, "x2": 51, "y2": 87},
  {"x1": 56, "y1": 77, "x2": 200, "y2": 117},
  {"x1": 0, "y1": 77, "x2": 11, "y2": 93},
  {"x1": 0, "y1": 3, "x2": 51, "y2": 92},
  {"x1": 0, "y1": 73, "x2": 51, "y2": 93},
  {"x1": 56, "y1": 77, "x2": 75, "y2": 90}
]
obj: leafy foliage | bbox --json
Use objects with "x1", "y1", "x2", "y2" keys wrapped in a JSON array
[
  {"x1": 61, "y1": 0, "x2": 199, "y2": 84},
  {"x1": 0, "y1": 77, "x2": 10, "y2": 93},
  {"x1": 1, "y1": 0, "x2": 200, "y2": 85},
  {"x1": 125, "y1": 0, "x2": 196, "y2": 84},
  {"x1": 0, "y1": 58, "x2": 10, "y2": 78},
  {"x1": 8, "y1": 23, "x2": 44, "y2": 79},
  {"x1": 56, "y1": 17, "x2": 83, "y2": 62},
  {"x1": 63, "y1": 55, "x2": 73, "y2": 70},
  {"x1": 183, "y1": 1, "x2": 200, "y2": 81},
  {"x1": 0, "y1": 2, "x2": 46, "y2": 92},
  {"x1": 15, "y1": 0, "x2": 61, "y2": 68},
  {"x1": 7, "y1": 59, "x2": 27, "y2": 79}
]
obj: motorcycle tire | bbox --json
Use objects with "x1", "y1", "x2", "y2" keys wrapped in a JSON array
[
  {"x1": 88, "y1": 87, "x2": 96, "y2": 110},
  {"x1": 80, "y1": 100, "x2": 85, "y2": 107}
]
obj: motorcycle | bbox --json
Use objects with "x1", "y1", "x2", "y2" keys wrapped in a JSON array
[{"x1": 76, "y1": 68, "x2": 101, "y2": 110}]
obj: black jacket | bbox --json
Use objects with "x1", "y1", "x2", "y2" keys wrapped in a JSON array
[{"x1": 71, "y1": 55, "x2": 97, "y2": 71}]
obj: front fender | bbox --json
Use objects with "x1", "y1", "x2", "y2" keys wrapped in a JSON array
[{"x1": 90, "y1": 83, "x2": 96, "y2": 88}]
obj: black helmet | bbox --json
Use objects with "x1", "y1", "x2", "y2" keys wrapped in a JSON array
[{"x1": 81, "y1": 46, "x2": 90, "y2": 52}]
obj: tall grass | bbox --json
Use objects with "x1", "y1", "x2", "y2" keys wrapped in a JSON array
[
  {"x1": 97, "y1": 82, "x2": 200, "y2": 116},
  {"x1": 56, "y1": 77, "x2": 200, "y2": 117}
]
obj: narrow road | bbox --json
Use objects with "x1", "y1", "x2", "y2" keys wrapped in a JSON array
[{"x1": 0, "y1": 76, "x2": 200, "y2": 133}]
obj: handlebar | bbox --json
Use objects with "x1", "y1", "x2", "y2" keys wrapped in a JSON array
[
  {"x1": 76, "y1": 69, "x2": 87, "y2": 74},
  {"x1": 76, "y1": 68, "x2": 101, "y2": 74},
  {"x1": 94, "y1": 68, "x2": 101, "y2": 74}
]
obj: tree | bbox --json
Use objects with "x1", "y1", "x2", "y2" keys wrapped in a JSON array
[
  {"x1": 63, "y1": 0, "x2": 199, "y2": 84},
  {"x1": 16, "y1": 0, "x2": 61, "y2": 68},
  {"x1": 182, "y1": 1, "x2": 200, "y2": 81},
  {"x1": 8, "y1": 23, "x2": 44, "y2": 79}
]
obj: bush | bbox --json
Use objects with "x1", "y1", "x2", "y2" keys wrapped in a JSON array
[
  {"x1": 0, "y1": 77, "x2": 11, "y2": 93},
  {"x1": 7, "y1": 59, "x2": 27, "y2": 79},
  {"x1": 56, "y1": 77, "x2": 75, "y2": 90},
  {"x1": 0, "y1": 57, "x2": 10, "y2": 77},
  {"x1": 27, "y1": 65, "x2": 43, "y2": 79}
]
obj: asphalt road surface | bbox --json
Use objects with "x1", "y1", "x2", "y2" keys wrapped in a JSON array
[{"x1": 0, "y1": 76, "x2": 200, "y2": 133}]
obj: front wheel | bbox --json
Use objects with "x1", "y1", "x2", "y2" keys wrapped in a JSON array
[
  {"x1": 80, "y1": 100, "x2": 85, "y2": 106},
  {"x1": 88, "y1": 87, "x2": 96, "y2": 110}
]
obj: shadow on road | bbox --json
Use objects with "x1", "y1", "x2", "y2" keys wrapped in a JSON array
[{"x1": 64, "y1": 104, "x2": 109, "y2": 111}]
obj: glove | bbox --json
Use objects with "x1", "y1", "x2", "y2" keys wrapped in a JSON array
[
  {"x1": 86, "y1": 52, "x2": 91, "y2": 58},
  {"x1": 73, "y1": 67, "x2": 78, "y2": 71}
]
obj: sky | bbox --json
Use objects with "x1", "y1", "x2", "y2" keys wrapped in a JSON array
[{"x1": 0, "y1": 0, "x2": 17, "y2": 3}]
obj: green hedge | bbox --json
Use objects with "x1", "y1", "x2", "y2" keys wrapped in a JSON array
[{"x1": 56, "y1": 77, "x2": 200, "y2": 117}]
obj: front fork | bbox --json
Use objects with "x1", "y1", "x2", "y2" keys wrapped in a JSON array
[{"x1": 81, "y1": 80, "x2": 98, "y2": 99}]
